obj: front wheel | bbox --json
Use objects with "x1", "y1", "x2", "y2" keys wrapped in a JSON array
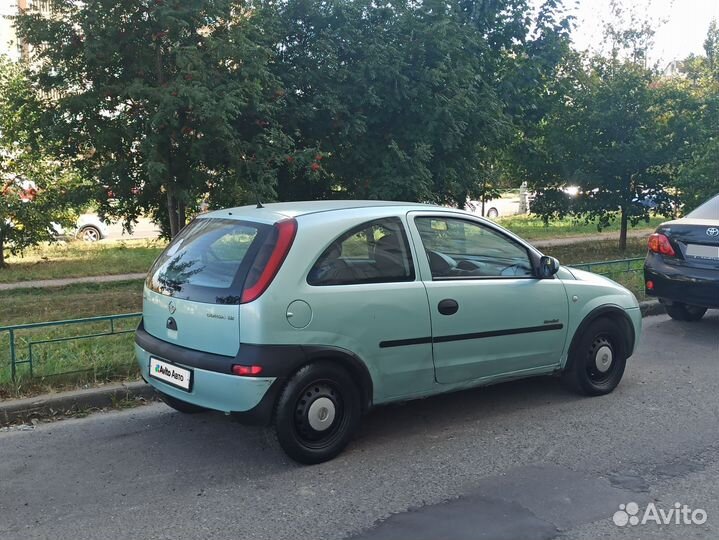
[
  {"x1": 664, "y1": 301, "x2": 707, "y2": 322},
  {"x1": 486, "y1": 207, "x2": 499, "y2": 219},
  {"x1": 274, "y1": 362, "x2": 361, "y2": 464},
  {"x1": 562, "y1": 318, "x2": 627, "y2": 396}
]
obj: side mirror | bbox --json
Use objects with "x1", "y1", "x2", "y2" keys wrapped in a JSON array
[{"x1": 538, "y1": 255, "x2": 560, "y2": 278}]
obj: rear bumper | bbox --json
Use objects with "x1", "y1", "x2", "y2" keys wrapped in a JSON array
[
  {"x1": 644, "y1": 255, "x2": 719, "y2": 309},
  {"x1": 135, "y1": 340, "x2": 279, "y2": 425}
]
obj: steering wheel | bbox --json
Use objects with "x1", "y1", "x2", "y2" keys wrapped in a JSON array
[
  {"x1": 499, "y1": 263, "x2": 529, "y2": 277},
  {"x1": 426, "y1": 250, "x2": 457, "y2": 276},
  {"x1": 456, "y1": 260, "x2": 482, "y2": 272}
]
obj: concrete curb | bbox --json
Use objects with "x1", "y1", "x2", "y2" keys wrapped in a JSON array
[
  {"x1": 640, "y1": 300, "x2": 666, "y2": 317},
  {"x1": 0, "y1": 381, "x2": 156, "y2": 425}
]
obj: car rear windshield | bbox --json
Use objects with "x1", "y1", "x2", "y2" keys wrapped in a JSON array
[
  {"x1": 687, "y1": 195, "x2": 719, "y2": 220},
  {"x1": 146, "y1": 218, "x2": 270, "y2": 304}
]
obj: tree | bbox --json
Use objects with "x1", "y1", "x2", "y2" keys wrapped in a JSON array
[
  {"x1": 502, "y1": 0, "x2": 579, "y2": 199},
  {"x1": 704, "y1": 19, "x2": 718, "y2": 75},
  {"x1": 0, "y1": 58, "x2": 79, "y2": 267},
  {"x1": 515, "y1": 1, "x2": 708, "y2": 250},
  {"x1": 534, "y1": 59, "x2": 682, "y2": 250},
  {"x1": 15, "y1": 0, "x2": 289, "y2": 238},
  {"x1": 673, "y1": 21, "x2": 719, "y2": 210},
  {"x1": 268, "y1": 0, "x2": 533, "y2": 206}
]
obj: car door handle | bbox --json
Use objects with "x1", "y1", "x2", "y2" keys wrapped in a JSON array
[{"x1": 438, "y1": 299, "x2": 459, "y2": 315}]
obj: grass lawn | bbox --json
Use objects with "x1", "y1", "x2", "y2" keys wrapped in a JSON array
[
  {"x1": 544, "y1": 237, "x2": 647, "y2": 265},
  {"x1": 545, "y1": 237, "x2": 648, "y2": 303},
  {"x1": 0, "y1": 239, "x2": 165, "y2": 284},
  {"x1": 498, "y1": 214, "x2": 664, "y2": 241},
  {"x1": 0, "y1": 280, "x2": 143, "y2": 326},
  {"x1": 0, "y1": 281, "x2": 144, "y2": 398}
]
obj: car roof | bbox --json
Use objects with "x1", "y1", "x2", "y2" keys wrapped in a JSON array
[{"x1": 202, "y1": 200, "x2": 442, "y2": 223}]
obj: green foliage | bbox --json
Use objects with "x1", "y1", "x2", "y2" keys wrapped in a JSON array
[
  {"x1": 15, "y1": 0, "x2": 291, "y2": 238},
  {"x1": 522, "y1": 11, "x2": 719, "y2": 249},
  {"x1": 0, "y1": 57, "x2": 80, "y2": 266},
  {"x1": 269, "y1": 0, "x2": 540, "y2": 206},
  {"x1": 527, "y1": 59, "x2": 678, "y2": 235},
  {"x1": 673, "y1": 20, "x2": 719, "y2": 211},
  {"x1": 11, "y1": 0, "x2": 716, "y2": 241}
]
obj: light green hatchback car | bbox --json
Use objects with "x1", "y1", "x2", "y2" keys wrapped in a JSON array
[{"x1": 135, "y1": 201, "x2": 642, "y2": 463}]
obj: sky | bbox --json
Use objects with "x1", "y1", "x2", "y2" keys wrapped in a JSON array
[{"x1": 569, "y1": 0, "x2": 719, "y2": 66}]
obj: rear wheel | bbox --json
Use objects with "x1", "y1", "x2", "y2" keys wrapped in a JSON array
[
  {"x1": 77, "y1": 226, "x2": 101, "y2": 242},
  {"x1": 274, "y1": 362, "x2": 361, "y2": 464},
  {"x1": 664, "y1": 301, "x2": 707, "y2": 322},
  {"x1": 486, "y1": 207, "x2": 499, "y2": 218},
  {"x1": 562, "y1": 318, "x2": 627, "y2": 396},
  {"x1": 157, "y1": 391, "x2": 209, "y2": 414}
]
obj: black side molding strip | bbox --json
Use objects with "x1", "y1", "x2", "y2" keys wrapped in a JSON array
[
  {"x1": 379, "y1": 336, "x2": 433, "y2": 349},
  {"x1": 379, "y1": 323, "x2": 564, "y2": 348},
  {"x1": 433, "y1": 323, "x2": 564, "y2": 343}
]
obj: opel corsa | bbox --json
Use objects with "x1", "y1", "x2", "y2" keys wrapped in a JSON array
[{"x1": 136, "y1": 201, "x2": 642, "y2": 463}]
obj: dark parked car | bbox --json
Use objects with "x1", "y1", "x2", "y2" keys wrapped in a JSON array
[{"x1": 644, "y1": 194, "x2": 719, "y2": 321}]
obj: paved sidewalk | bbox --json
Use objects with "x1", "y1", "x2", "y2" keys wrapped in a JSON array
[
  {"x1": 0, "y1": 273, "x2": 146, "y2": 291},
  {"x1": 532, "y1": 228, "x2": 651, "y2": 248}
]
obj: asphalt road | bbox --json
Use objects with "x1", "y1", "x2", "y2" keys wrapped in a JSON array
[{"x1": 1, "y1": 314, "x2": 718, "y2": 540}]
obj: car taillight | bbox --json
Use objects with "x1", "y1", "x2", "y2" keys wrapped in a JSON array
[
  {"x1": 648, "y1": 233, "x2": 675, "y2": 256},
  {"x1": 232, "y1": 364, "x2": 264, "y2": 376},
  {"x1": 241, "y1": 218, "x2": 297, "y2": 303}
]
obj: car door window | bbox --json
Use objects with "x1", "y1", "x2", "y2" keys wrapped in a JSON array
[
  {"x1": 308, "y1": 218, "x2": 415, "y2": 285},
  {"x1": 414, "y1": 216, "x2": 534, "y2": 279}
]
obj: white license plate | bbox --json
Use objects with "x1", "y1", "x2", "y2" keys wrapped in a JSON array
[
  {"x1": 686, "y1": 244, "x2": 719, "y2": 260},
  {"x1": 149, "y1": 358, "x2": 192, "y2": 391}
]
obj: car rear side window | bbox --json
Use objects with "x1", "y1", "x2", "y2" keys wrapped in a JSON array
[
  {"x1": 146, "y1": 218, "x2": 270, "y2": 304},
  {"x1": 308, "y1": 218, "x2": 415, "y2": 285}
]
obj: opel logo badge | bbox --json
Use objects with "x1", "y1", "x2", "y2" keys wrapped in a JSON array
[
  {"x1": 168, "y1": 300, "x2": 176, "y2": 314},
  {"x1": 707, "y1": 227, "x2": 719, "y2": 237}
]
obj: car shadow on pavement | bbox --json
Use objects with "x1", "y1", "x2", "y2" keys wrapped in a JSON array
[
  {"x1": 356, "y1": 375, "x2": 577, "y2": 443},
  {"x1": 137, "y1": 374, "x2": 583, "y2": 471}
]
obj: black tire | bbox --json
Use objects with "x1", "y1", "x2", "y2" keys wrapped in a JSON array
[
  {"x1": 77, "y1": 226, "x2": 101, "y2": 242},
  {"x1": 664, "y1": 301, "x2": 707, "y2": 322},
  {"x1": 562, "y1": 317, "x2": 627, "y2": 396},
  {"x1": 274, "y1": 361, "x2": 361, "y2": 464},
  {"x1": 157, "y1": 391, "x2": 209, "y2": 414},
  {"x1": 486, "y1": 207, "x2": 499, "y2": 218}
]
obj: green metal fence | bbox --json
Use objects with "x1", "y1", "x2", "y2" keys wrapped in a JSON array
[
  {"x1": 569, "y1": 257, "x2": 645, "y2": 274},
  {"x1": 568, "y1": 257, "x2": 646, "y2": 301},
  {"x1": 0, "y1": 313, "x2": 141, "y2": 384}
]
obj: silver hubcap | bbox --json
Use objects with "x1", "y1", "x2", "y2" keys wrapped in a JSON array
[
  {"x1": 82, "y1": 229, "x2": 99, "y2": 241},
  {"x1": 595, "y1": 345, "x2": 613, "y2": 372},
  {"x1": 307, "y1": 397, "x2": 336, "y2": 432}
]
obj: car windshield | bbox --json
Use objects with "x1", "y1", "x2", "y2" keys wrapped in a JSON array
[
  {"x1": 687, "y1": 194, "x2": 719, "y2": 220},
  {"x1": 146, "y1": 218, "x2": 268, "y2": 303}
]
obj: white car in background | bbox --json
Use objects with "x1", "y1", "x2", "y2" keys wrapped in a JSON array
[
  {"x1": 52, "y1": 214, "x2": 110, "y2": 242},
  {"x1": 74, "y1": 214, "x2": 110, "y2": 242},
  {"x1": 466, "y1": 197, "x2": 521, "y2": 219}
]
